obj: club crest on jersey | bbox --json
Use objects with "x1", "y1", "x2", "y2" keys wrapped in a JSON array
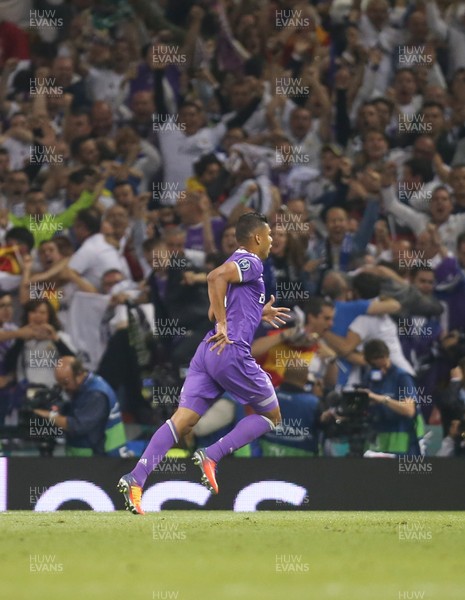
[{"x1": 238, "y1": 258, "x2": 251, "y2": 271}]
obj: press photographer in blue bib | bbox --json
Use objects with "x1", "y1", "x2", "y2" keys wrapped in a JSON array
[{"x1": 32, "y1": 356, "x2": 127, "y2": 456}]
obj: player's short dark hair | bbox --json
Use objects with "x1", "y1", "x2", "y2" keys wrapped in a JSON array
[
  {"x1": 303, "y1": 296, "x2": 334, "y2": 318},
  {"x1": 5, "y1": 227, "x2": 34, "y2": 252},
  {"x1": 364, "y1": 339, "x2": 389, "y2": 361},
  {"x1": 235, "y1": 212, "x2": 268, "y2": 244},
  {"x1": 75, "y1": 208, "x2": 101, "y2": 235},
  {"x1": 352, "y1": 272, "x2": 381, "y2": 299}
]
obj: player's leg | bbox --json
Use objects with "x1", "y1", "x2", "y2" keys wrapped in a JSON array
[
  {"x1": 133, "y1": 407, "x2": 201, "y2": 482},
  {"x1": 193, "y1": 404, "x2": 280, "y2": 495},
  {"x1": 118, "y1": 355, "x2": 222, "y2": 514},
  {"x1": 202, "y1": 405, "x2": 280, "y2": 463},
  {"x1": 193, "y1": 353, "x2": 281, "y2": 494},
  {"x1": 118, "y1": 407, "x2": 204, "y2": 515}
]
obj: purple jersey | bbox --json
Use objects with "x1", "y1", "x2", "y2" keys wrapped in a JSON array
[
  {"x1": 222, "y1": 248, "x2": 265, "y2": 348},
  {"x1": 180, "y1": 249, "x2": 278, "y2": 416}
]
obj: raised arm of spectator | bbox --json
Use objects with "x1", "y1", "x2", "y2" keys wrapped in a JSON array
[
  {"x1": 433, "y1": 153, "x2": 451, "y2": 183},
  {"x1": 225, "y1": 90, "x2": 263, "y2": 130},
  {"x1": 334, "y1": 67, "x2": 352, "y2": 147},
  {"x1": 349, "y1": 49, "x2": 383, "y2": 124},
  {"x1": 199, "y1": 192, "x2": 217, "y2": 254},
  {"x1": 304, "y1": 65, "x2": 331, "y2": 142},
  {"x1": 0, "y1": 58, "x2": 18, "y2": 115},
  {"x1": 19, "y1": 254, "x2": 39, "y2": 305},
  {"x1": 381, "y1": 184, "x2": 428, "y2": 237},
  {"x1": 352, "y1": 198, "x2": 380, "y2": 254},
  {"x1": 129, "y1": 0, "x2": 185, "y2": 44},
  {"x1": 181, "y1": 6, "x2": 205, "y2": 71},
  {"x1": 153, "y1": 68, "x2": 170, "y2": 118},
  {"x1": 425, "y1": 0, "x2": 449, "y2": 41},
  {"x1": 53, "y1": 179, "x2": 103, "y2": 230},
  {"x1": 380, "y1": 164, "x2": 429, "y2": 236}
]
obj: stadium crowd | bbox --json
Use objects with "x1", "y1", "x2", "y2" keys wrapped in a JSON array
[{"x1": 1, "y1": 0, "x2": 465, "y2": 457}]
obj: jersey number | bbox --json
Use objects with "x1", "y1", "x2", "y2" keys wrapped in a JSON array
[{"x1": 258, "y1": 293, "x2": 265, "y2": 304}]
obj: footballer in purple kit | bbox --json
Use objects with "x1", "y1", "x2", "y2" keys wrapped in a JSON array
[{"x1": 117, "y1": 212, "x2": 290, "y2": 514}]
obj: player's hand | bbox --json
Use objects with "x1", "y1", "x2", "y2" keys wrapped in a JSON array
[
  {"x1": 261, "y1": 295, "x2": 291, "y2": 328},
  {"x1": 207, "y1": 321, "x2": 233, "y2": 355}
]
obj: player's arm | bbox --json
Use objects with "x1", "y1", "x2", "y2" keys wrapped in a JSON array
[
  {"x1": 206, "y1": 261, "x2": 241, "y2": 324},
  {"x1": 206, "y1": 261, "x2": 241, "y2": 353}
]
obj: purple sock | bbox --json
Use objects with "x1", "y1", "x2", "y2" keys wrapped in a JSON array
[
  {"x1": 130, "y1": 420, "x2": 178, "y2": 487},
  {"x1": 205, "y1": 414, "x2": 273, "y2": 463}
]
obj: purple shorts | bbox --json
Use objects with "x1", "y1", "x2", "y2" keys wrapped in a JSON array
[{"x1": 179, "y1": 340, "x2": 278, "y2": 417}]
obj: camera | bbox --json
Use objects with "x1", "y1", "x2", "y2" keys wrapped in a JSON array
[
  {"x1": 23, "y1": 385, "x2": 63, "y2": 412},
  {"x1": 336, "y1": 390, "x2": 370, "y2": 421},
  {"x1": 0, "y1": 386, "x2": 65, "y2": 456},
  {"x1": 324, "y1": 388, "x2": 373, "y2": 456}
]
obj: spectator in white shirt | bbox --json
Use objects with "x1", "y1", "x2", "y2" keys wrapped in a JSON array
[
  {"x1": 69, "y1": 207, "x2": 131, "y2": 288},
  {"x1": 382, "y1": 177, "x2": 465, "y2": 254}
]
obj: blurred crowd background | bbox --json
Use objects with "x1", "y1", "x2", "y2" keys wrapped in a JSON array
[{"x1": 1, "y1": 0, "x2": 465, "y2": 458}]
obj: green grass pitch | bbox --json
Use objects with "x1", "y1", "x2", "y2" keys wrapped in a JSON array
[{"x1": 1, "y1": 511, "x2": 464, "y2": 600}]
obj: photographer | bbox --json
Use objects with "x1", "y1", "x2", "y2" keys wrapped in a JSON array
[
  {"x1": 360, "y1": 339, "x2": 425, "y2": 456},
  {"x1": 32, "y1": 356, "x2": 127, "y2": 457}
]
